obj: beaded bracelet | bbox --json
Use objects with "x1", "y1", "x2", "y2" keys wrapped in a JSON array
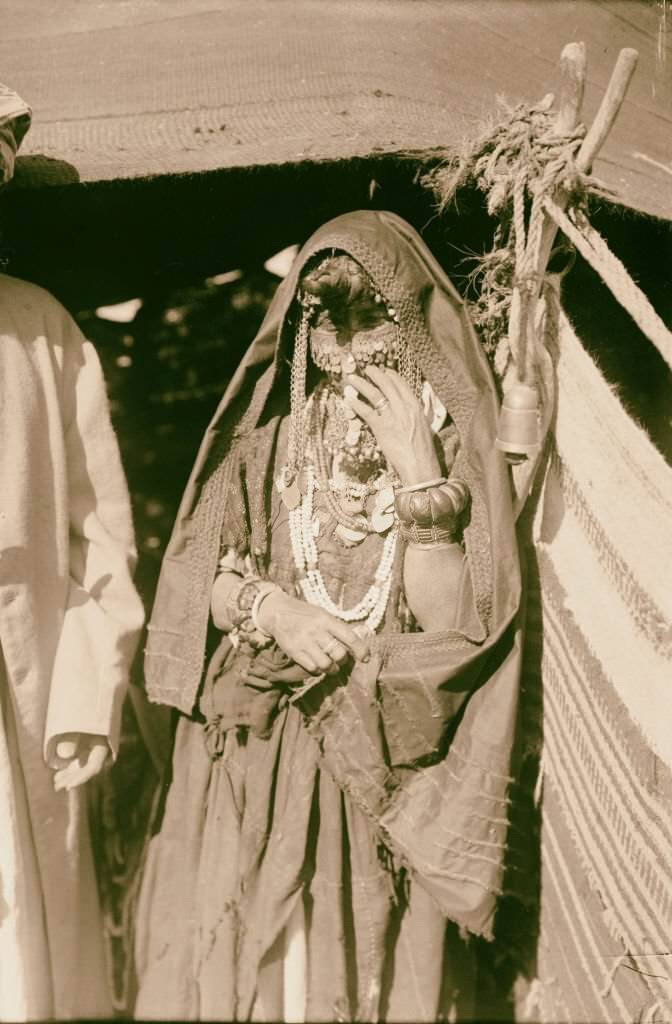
[
  {"x1": 225, "y1": 577, "x2": 258, "y2": 629},
  {"x1": 224, "y1": 575, "x2": 280, "y2": 648},
  {"x1": 407, "y1": 539, "x2": 462, "y2": 551}
]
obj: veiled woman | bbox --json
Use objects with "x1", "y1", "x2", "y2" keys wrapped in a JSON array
[{"x1": 135, "y1": 210, "x2": 523, "y2": 1022}]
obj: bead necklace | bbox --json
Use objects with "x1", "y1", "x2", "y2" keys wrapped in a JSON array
[
  {"x1": 313, "y1": 385, "x2": 398, "y2": 537},
  {"x1": 278, "y1": 384, "x2": 397, "y2": 539},
  {"x1": 321, "y1": 385, "x2": 385, "y2": 479},
  {"x1": 288, "y1": 463, "x2": 399, "y2": 632},
  {"x1": 280, "y1": 304, "x2": 403, "y2": 631},
  {"x1": 311, "y1": 388, "x2": 377, "y2": 533}
]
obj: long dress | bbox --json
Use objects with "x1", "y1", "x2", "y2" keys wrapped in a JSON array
[{"x1": 135, "y1": 421, "x2": 475, "y2": 1022}]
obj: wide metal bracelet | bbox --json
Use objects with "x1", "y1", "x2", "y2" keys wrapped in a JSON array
[
  {"x1": 395, "y1": 478, "x2": 470, "y2": 529},
  {"x1": 399, "y1": 521, "x2": 459, "y2": 545}
]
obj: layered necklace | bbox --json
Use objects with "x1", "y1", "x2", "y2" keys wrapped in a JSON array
[
  {"x1": 281, "y1": 384, "x2": 399, "y2": 633},
  {"x1": 289, "y1": 463, "x2": 398, "y2": 633}
]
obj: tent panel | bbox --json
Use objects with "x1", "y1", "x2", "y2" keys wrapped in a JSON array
[{"x1": 0, "y1": 0, "x2": 669, "y2": 218}]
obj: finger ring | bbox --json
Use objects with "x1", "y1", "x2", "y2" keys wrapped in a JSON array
[
  {"x1": 323, "y1": 638, "x2": 341, "y2": 660},
  {"x1": 373, "y1": 397, "x2": 390, "y2": 412}
]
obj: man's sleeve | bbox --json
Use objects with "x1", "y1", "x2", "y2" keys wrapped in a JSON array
[{"x1": 44, "y1": 310, "x2": 145, "y2": 766}]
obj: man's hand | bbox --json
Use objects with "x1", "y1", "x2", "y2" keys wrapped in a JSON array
[{"x1": 52, "y1": 732, "x2": 109, "y2": 792}]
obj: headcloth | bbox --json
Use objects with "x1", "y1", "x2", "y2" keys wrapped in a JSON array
[{"x1": 0, "y1": 84, "x2": 31, "y2": 186}]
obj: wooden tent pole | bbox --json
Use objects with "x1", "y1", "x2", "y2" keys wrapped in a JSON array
[
  {"x1": 556, "y1": 42, "x2": 587, "y2": 133},
  {"x1": 533, "y1": 44, "x2": 639, "y2": 287},
  {"x1": 512, "y1": 42, "x2": 587, "y2": 388},
  {"x1": 523, "y1": 44, "x2": 639, "y2": 383},
  {"x1": 500, "y1": 43, "x2": 639, "y2": 468},
  {"x1": 576, "y1": 47, "x2": 639, "y2": 172},
  {"x1": 529, "y1": 41, "x2": 587, "y2": 299}
]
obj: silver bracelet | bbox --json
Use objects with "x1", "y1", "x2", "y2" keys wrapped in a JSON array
[
  {"x1": 250, "y1": 582, "x2": 281, "y2": 636},
  {"x1": 396, "y1": 476, "x2": 447, "y2": 494}
]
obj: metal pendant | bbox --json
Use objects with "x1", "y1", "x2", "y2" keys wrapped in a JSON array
[
  {"x1": 298, "y1": 467, "x2": 310, "y2": 495},
  {"x1": 336, "y1": 522, "x2": 368, "y2": 547},
  {"x1": 341, "y1": 352, "x2": 357, "y2": 376},
  {"x1": 374, "y1": 485, "x2": 395, "y2": 513},
  {"x1": 280, "y1": 479, "x2": 301, "y2": 510},
  {"x1": 371, "y1": 509, "x2": 395, "y2": 534}
]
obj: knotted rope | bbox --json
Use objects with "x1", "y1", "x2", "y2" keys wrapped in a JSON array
[
  {"x1": 423, "y1": 97, "x2": 610, "y2": 380},
  {"x1": 425, "y1": 86, "x2": 672, "y2": 392}
]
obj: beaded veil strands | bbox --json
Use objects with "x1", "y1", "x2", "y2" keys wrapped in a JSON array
[
  {"x1": 280, "y1": 295, "x2": 316, "y2": 506},
  {"x1": 383, "y1": 301, "x2": 423, "y2": 400}
]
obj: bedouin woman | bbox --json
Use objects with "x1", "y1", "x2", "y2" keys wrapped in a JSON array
[{"x1": 135, "y1": 211, "x2": 523, "y2": 1023}]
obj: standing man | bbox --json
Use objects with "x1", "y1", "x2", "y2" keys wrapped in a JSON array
[{"x1": 0, "y1": 85, "x2": 144, "y2": 1020}]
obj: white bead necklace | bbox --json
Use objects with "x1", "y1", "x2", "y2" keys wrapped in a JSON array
[{"x1": 288, "y1": 463, "x2": 398, "y2": 632}]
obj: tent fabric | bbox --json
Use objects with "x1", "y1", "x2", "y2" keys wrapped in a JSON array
[
  {"x1": 0, "y1": 0, "x2": 670, "y2": 220},
  {"x1": 521, "y1": 305, "x2": 672, "y2": 1021}
]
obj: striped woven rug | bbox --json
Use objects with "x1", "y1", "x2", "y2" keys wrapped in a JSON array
[{"x1": 521, "y1": 307, "x2": 672, "y2": 1023}]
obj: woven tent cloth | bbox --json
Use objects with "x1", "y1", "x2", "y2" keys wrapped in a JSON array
[
  {"x1": 521, "y1": 300, "x2": 672, "y2": 1023},
  {"x1": 0, "y1": 0, "x2": 670, "y2": 219}
]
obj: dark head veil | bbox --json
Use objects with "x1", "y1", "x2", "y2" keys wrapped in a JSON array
[{"x1": 146, "y1": 210, "x2": 523, "y2": 937}]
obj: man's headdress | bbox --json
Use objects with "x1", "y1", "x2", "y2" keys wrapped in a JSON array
[{"x1": 0, "y1": 83, "x2": 31, "y2": 186}]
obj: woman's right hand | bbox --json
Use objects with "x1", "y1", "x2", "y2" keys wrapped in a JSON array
[{"x1": 257, "y1": 590, "x2": 371, "y2": 674}]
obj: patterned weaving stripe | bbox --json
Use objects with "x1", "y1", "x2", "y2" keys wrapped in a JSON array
[
  {"x1": 541, "y1": 812, "x2": 630, "y2": 1023},
  {"x1": 540, "y1": 785, "x2": 658, "y2": 1024},
  {"x1": 544, "y1": 691, "x2": 671, "y2": 960},
  {"x1": 551, "y1": 448, "x2": 672, "y2": 656},
  {"x1": 540, "y1": 589, "x2": 672, "y2": 925},
  {"x1": 537, "y1": 546, "x2": 672, "y2": 808},
  {"x1": 541, "y1": 614, "x2": 672, "y2": 957},
  {"x1": 542, "y1": 589, "x2": 672, "y2": 864}
]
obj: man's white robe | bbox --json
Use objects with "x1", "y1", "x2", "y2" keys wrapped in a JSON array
[{"x1": 0, "y1": 274, "x2": 144, "y2": 1020}]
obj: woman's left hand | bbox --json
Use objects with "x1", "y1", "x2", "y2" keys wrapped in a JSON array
[{"x1": 345, "y1": 366, "x2": 442, "y2": 486}]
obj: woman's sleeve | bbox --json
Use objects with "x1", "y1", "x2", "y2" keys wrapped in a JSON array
[{"x1": 43, "y1": 311, "x2": 145, "y2": 766}]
